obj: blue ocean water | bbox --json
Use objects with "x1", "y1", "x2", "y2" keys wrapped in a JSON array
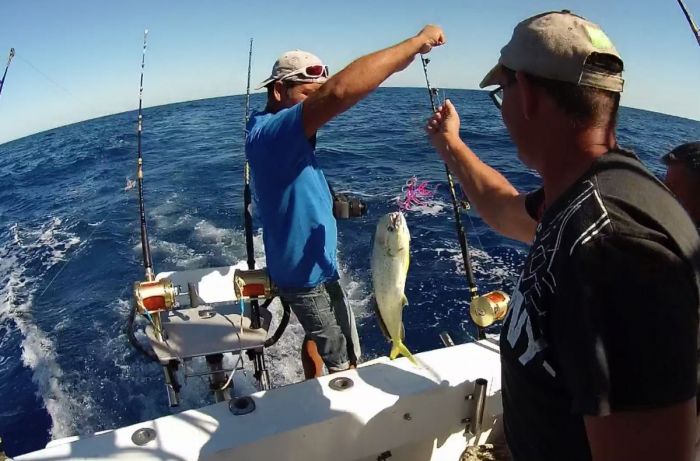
[{"x1": 0, "y1": 87, "x2": 698, "y2": 456}]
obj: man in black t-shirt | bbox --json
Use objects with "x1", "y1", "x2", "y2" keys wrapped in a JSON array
[{"x1": 426, "y1": 10, "x2": 700, "y2": 461}]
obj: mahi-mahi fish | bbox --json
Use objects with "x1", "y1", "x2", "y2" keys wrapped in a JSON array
[{"x1": 371, "y1": 211, "x2": 417, "y2": 364}]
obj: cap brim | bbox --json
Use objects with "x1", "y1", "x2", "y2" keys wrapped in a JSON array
[
  {"x1": 254, "y1": 75, "x2": 328, "y2": 90},
  {"x1": 479, "y1": 64, "x2": 502, "y2": 89},
  {"x1": 287, "y1": 76, "x2": 328, "y2": 85},
  {"x1": 254, "y1": 77, "x2": 275, "y2": 90}
]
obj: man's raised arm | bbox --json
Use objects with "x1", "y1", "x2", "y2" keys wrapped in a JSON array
[
  {"x1": 302, "y1": 25, "x2": 445, "y2": 138},
  {"x1": 426, "y1": 99, "x2": 537, "y2": 244}
]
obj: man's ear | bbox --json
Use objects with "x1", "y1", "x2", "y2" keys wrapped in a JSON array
[
  {"x1": 515, "y1": 71, "x2": 537, "y2": 121},
  {"x1": 272, "y1": 80, "x2": 285, "y2": 103}
]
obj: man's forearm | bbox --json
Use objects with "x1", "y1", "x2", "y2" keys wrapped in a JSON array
[
  {"x1": 440, "y1": 137, "x2": 536, "y2": 242},
  {"x1": 302, "y1": 26, "x2": 442, "y2": 137},
  {"x1": 441, "y1": 137, "x2": 518, "y2": 200},
  {"x1": 321, "y1": 36, "x2": 423, "y2": 105},
  {"x1": 302, "y1": 33, "x2": 431, "y2": 137}
]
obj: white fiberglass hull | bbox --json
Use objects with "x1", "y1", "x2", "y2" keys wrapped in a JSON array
[{"x1": 17, "y1": 339, "x2": 503, "y2": 461}]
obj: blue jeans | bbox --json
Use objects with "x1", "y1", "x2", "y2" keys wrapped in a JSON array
[{"x1": 279, "y1": 280, "x2": 361, "y2": 372}]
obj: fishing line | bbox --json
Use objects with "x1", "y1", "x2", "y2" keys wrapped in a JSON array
[
  {"x1": 35, "y1": 224, "x2": 101, "y2": 300},
  {"x1": 14, "y1": 53, "x2": 102, "y2": 113}
]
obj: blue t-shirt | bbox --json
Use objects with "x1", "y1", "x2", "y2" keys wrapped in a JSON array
[{"x1": 245, "y1": 103, "x2": 338, "y2": 289}]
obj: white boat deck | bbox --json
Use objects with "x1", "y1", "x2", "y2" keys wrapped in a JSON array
[{"x1": 17, "y1": 338, "x2": 503, "y2": 461}]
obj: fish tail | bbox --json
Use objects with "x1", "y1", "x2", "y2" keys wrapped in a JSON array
[{"x1": 389, "y1": 340, "x2": 418, "y2": 366}]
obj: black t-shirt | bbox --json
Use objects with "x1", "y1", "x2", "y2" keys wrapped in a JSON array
[{"x1": 501, "y1": 150, "x2": 700, "y2": 461}]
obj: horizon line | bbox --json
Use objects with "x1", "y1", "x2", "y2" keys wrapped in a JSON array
[{"x1": 1, "y1": 86, "x2": 698, "y2": 147}]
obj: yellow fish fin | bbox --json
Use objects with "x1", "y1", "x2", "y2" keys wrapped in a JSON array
[
  {"x1": 401, "y1": 293, "x2": 408, "y2": 307},
  {"x1": 389, "y1": 339, "x2": 418, "y2": 365}
]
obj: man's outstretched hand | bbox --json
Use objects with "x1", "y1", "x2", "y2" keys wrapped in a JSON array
[{"x1": 416, "y1": 25, "x2": 446, "y2": 54}]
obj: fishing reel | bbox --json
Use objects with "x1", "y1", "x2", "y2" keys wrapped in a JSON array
[
  {"x1": 233, "y1": 268, "x2": 276, "y2": 300},
  {"x1": 333, "y1": 193, "x2": 367, "y2": 219},
  {"x1": 133, "y1": 279, "x2": 179, "y2": 315},
  {"x1": 470, "y1": 290, "x2": 510, "y2": 328}
]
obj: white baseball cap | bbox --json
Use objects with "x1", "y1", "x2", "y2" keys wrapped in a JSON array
[{"x1": 255, "y1": 50, "x2": 330, "y2": 90}]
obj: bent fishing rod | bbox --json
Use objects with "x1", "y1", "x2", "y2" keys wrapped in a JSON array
[
  {"x1": 0, "y1": 48, "x2": 15, "y2": 98},
  {"x1": 421, "y1": 56, "x2": 511, "y2": 340},
  {"x1": 137, "y1": 30, "x2": 155, "y2": 282},
  {"x1": 126, "y1": 29, "x2": 161, "y2": 364},
  {"x1": 128, "y1": 28, "x2": 161, "y2": 361},
  {"x1": 243, "y1": 38, "x2": 256, "y2": 272},
  {"x1": 677, "y1": 0, "x2": 700, "y2": 47}
]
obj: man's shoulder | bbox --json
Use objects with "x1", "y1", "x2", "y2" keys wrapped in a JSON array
[
  {"x1": 247, "y1": 105, "x2": 306, "y2": 148},
  {"x1": 247, "y1": 110, "x2": 273, "y2": 135},
  {"x1": 592, "y1": 150, "x2": 699, "y2": 250},
  {"x1": 249, "y1": 105, "x2": 301, "y2": 130}
]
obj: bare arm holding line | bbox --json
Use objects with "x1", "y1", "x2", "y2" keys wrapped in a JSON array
[
  {"x1": 426, "y1": 100, "x2": 537, "y2": 244},
  {"x1": 301, "y1": 25, "x2": 446, "y2": 138}
]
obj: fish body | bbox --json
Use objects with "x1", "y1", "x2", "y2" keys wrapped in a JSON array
[{"x1": 370, "y1": 211, "x2": 416, "y2": 364}]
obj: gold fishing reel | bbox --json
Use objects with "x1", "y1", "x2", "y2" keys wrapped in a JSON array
[
  {"x1": 470, "y1": 290, "x2": 510, "y2": 328},
  {"x1": 133, "y1": 279, "x2": 178, "y2": 315},
  {"x1": 233, "y1": 268, "x2": 276, "y2": 299}
]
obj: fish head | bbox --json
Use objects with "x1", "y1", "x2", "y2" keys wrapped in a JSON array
[{"x1": 374, "y1": 211, "x2": 410, "y2": 256}]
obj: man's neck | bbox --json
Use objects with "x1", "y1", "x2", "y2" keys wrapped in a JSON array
[{"x1": 538, "y1": 124, "x2": 617, "y2": 208}]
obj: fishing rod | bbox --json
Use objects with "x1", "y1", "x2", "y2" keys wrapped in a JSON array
[
  {"x1": 137, "y1": 30, "x2": 155, "y2": 282},
  {"x1": 131, "y1": 29, "x2": 177, "y2": 327},
  {"x1": 126, "y1": 29, "x2": 181, "y2": 406},
  {"x1": 0, "y1": 48, "x2": 15, "y2": 98},
  {"x1": 240, "y1": 38, "x2": 273, "y2": 390},
  {"x1": 677, "y1": 0, "x2": 700, "y2": 47},
  {"x1": 420, "y1": 56, "x2": 510, "y2": 340},
  {"x1": 243, "y1": 38, "x2": 256, "y2": 272},
  {"x1": 237, "y1": 39, "x2": 292, "y2": 388},
  {"x1": 420, "y1": 59, "x2": 479, "y2": 294}
]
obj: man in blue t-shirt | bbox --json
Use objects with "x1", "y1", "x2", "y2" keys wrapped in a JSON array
[{"x1": 246, "y1": 25, "x2": 446, "y2": 378}]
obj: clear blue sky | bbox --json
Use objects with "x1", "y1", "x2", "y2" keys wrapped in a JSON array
[{"x1": 1, "y1": 0, "x2": 699, "y2": 144}]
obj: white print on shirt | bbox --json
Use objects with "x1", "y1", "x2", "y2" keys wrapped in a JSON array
[{"x1": 505, "y1": 181, "x2": 611, "y2": 375}]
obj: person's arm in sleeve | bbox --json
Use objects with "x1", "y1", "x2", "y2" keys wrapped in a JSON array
[{"x1": 553, "y1": 235, "x2": 698, "y2": 461}]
